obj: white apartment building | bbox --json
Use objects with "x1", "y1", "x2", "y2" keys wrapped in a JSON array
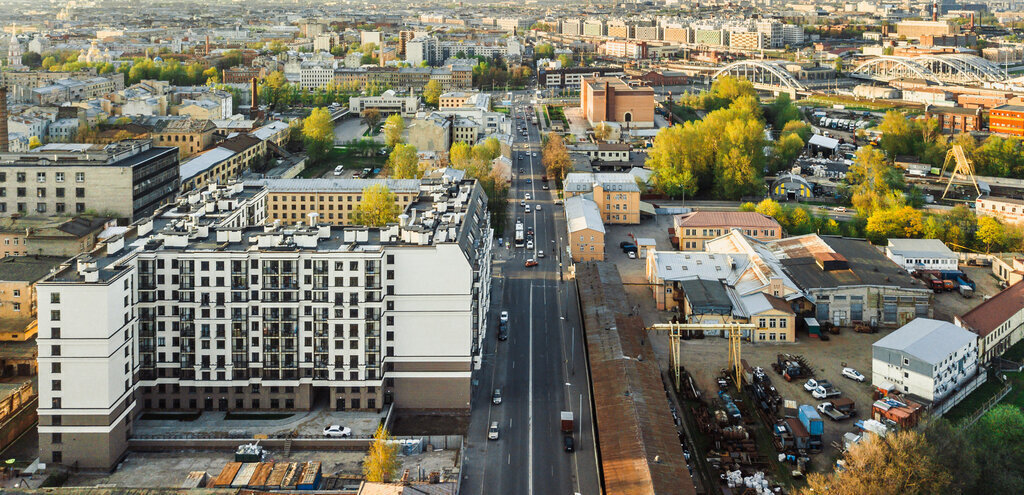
[
  {"x1": 299, "y1": 65, "x2": 335, "y2": 90},
  {"x1": 349, "y1": 91, "x2": 420, "y2": 118},
  {"x1": 782, "y1": 24, "x2": 805, "y2": 45},
  {"x1": 756, "y1": 20, "x2": 784, "y2": 49},
  {"x1": 872, "y1": 318, "x2": 978, "y2": 401},
  {"x1": 36, "y1": 177, "x2": 493, "y2": 470}
]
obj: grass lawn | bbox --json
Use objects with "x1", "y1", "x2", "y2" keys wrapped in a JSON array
[
  {"x1": 299, "y1": 146, "x2": 387, "y2": 178},
  {"x1": 943, "y1": 378, "x2": 1004, "y2": 424},
  {"x1": 1001, "y1": 338, "x2": 1024, "y2": 362},
  {"x1": 546, "y1": 105, "x2": 568, "y2": 127}
]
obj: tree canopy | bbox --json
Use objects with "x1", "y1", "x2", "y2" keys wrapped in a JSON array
[
  {"x1": 362, "y1": 425, "x2": 401, "y2": 482},
  {"x1": 542, "y1": 133, "x2": 572, "y2": 182},
  {"x1": 383, "y1": 114, "x2": 405, "y2": 148},
  {"x1": 386, "y1": 143, "x2": 419, "y2": 179},
  {"x1": 422, "y1": 79, "x2": 442, "y2": 107},
  {"x1": 301, "y1": 108, "x2": 334, "y2": 164}
]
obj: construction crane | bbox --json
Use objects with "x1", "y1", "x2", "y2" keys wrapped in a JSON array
[
  {"x1": 647, "y1": 322, "x2": 756, "y2": 391},
  {"x1": 939, "y1": 144, "x2": 981, "y2": 201}
]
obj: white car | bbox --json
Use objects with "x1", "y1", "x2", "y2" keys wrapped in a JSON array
[
  {"x1": 533, "y1": 152, "x2": 538, "y2": 157},
  {"x1": 500, "y1": 311, "x2": 509, "y2": 323},
  {"x1": 536, "y1": 205, "x2": 542, "y2": 211},
  {"x1": 842, "y1": 367, "x2": 866, "y2": 382},
  {"x1": 525, "y1": 193, "x2": 532, "y2": 200},
  {"x1": 333, "y1": 166, "x2": 344, "y2": 176},
  {"x1": 538, "y1": 250, "x2": 545, "y2": 258},
  {"x1": 526, "y1": 240, "x2": 534, "y2": 250},
  {"x1": 833, "y1": 206, "x2": 847, "y2": 213},
  {"x1": 323, "y1": 425, "x2": 352, "y2": 437},
  {"x1": 488, "y1": 421, "x2": 500, "y2": 440},
  {"x1": 804, "y1": 379, "x2": 822, "y2": 392}
]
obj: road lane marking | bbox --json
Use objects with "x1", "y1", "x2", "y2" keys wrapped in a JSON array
[{"x1": 528, "y1": 285, "x2": 534, "y2": 495}]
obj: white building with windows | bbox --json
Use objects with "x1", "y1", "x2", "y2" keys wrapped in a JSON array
[
  {"x1": 885, "y1": 238, "x2": 958, "y2": 273},
  {"x1": 35, "y1": 176, "x2": 492, "y2": 471},
  {"x1": 872, "y1": 318, "x2": 978, "y2": 401}
]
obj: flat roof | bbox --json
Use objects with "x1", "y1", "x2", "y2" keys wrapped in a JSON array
[
  {"x1": 771, "y1": 235, "x2": 925, "y2": 291},
  {"x1": 0, "y1": 255, "x2": 69, "y2": 282},
  {"x1": 247, "y1": 178, "x2": 422, "y2": 194},
  {"x1": 874, "y1": 318, "x2": 976, "y2": 365},
  {"x1": 886, "y1": 238, "x2": 956, "y2": 259}
]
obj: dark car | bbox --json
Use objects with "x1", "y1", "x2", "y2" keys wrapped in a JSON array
[
  {"x1": 563, "y1": 435, "x2": 574, "y2": 452},
  {"x1": 619, "y1": 241, "x2": 636, "y2": 249}
]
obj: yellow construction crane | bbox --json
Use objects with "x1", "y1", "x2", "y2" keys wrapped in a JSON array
[
  {"x1": 647, "y1": 322, "x2": 755, "y2": 391},
  {"x1": 939, "y1": 144, "x2": 981, "y2": 201}
]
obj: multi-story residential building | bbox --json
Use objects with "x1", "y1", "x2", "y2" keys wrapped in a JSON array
[
  {"x1": 884, "y1": 239, "x2": 958, "y2": 273},
  {"x1": 349, "y1": 91, "x2": 420, "y2": 118},
  {"x1": 256, "y1": 178, "x2": 421, "y2": 226},
  {"x1": 538, "y1": 66, "x2": 623, "y2": 89},
  {"x1": 32, "y1": 77, "x2": 119, "y2": 106},
  {"x1": 299, "y1": 65, "x2": 336, "y2": 90},
  {"x1": 313, "y1": 33, "x2": 341, "y2": 53},
  {"x1": 582, "y1": 19, "x2": 606, "y2": 37},
  {"x1": 729, "y1": 31, "x2": 767, "y2": 50},
  {"x1": 0, "y1": 216, "x2": 112, "y2": 258},
  {"x1": 673, "y1": 211, "x2": 782, "y2": 251},
  {"x1": 956, "y1": 281, "x2": 1024, "y2": 363},
  {"x1": 975, "y1": 196, "x2": 1024, "y2": 225},
  {"x1": 872, "y1": 318, "x2": 978, "y2": 401},
  {"x1": 756, "y1": 20, "x2": 784, "y2": 49},
  {"x1": 694, "y1": 28, "x2": 727, "y2": 46},
  {"x1": 35, "y1": 177, "x2": 492, "y2": 470},
  {"x1": 606, "y1": 20, "x2": 631, "y2": 39},
  {"x1": 925, "y1": 106, "x2": 983, "y2": 132},
  {"x1": 632, "y1": 24, "x2": 660, "y2": 41},
  {"x1": 180, "y1": 134, "x2": 267, "y2": 192},
  {"x1": 563, "y1": 172, "x2": 641, "y2": 224},
  {"x1": 560, "y1": 18, "x2": 584, "y2": 36},
  {"x1": 0, "y1": 255, "x2": 66, "y2": 341},
  {"x1": 496, "y1": 18, "x2": 530, "y2": 34},
  {"x1": 662, "y1": 24, "x2": 692, "y2": 43},
  {"x1": 223, "y1": 66, "x2": 266, "y2": 85},
  {"x1": 1, "y1": 70, "x2": 124, "y2": 104},
  {"x1": 603, "y1": 41, "x2": 647, "y2": 59},
  {"x1": 133, "y1": 117, "x2": 216, "y2": 159},
  {"x1": 564, "y1": 195, "x2": 605, "y2": 262},
  {"x1": 989, "y1": 104, "x2": 1024, "y2": 136},
  {"x1": 781, "y1": 24, "x2": 805, "y2": 45},
  {"x1": 896, "y1": 20, "x2": 959, "y2": 40},
  {"x1": 0, "y1": 140, "x2": 179, "y2": 220}
]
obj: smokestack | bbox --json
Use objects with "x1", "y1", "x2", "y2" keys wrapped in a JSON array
[
  {"x1": 250, "y1": 77, "x2": 258, "y2": 113},
  {"x1": 206, "y1": 35, "x2": 210, "y2": 56},
  {"x1": 969, "y1": 12, "x2": 975, "y2": 30},
  {"x1": 0, "y1": 87, "x2": 8, "y2": 153},
  {"x1": 932, "y1": 2, "x2": 938, "y2": 22}
]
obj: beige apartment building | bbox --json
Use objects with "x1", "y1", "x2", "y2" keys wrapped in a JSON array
[
  {"x1": 565, "y1": 195, "x2": 606, "y2": 262},
  {"x1": 253, "y1": 178, "x2": 422, "y2": 225},
  {"x1": 673, "y1": 211, "x2": 783, "y2": 251},
  {"x1": 563, "y1": 172, "x2": 641, "y2": 224}
]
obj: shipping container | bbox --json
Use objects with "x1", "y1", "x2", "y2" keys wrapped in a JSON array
[
  {"x1": 799, "y1": 404, "x2": 824, "y2": 437},
  {"x1": 266, "y1": 462, "x2": 290, "y2": 489},
  {"x1": 212, "y1": 462, "x2": 242, "y2": 488},
  {"x1": 181, "y1": 471, "x2": 208, "y2": 489},
  {"x1": 282, "y1": 462, "x2": 302, "y2": 488},
  {"x1": 297, "y1": 461, "x2": 322, "y2": 490},
  {"x1": 247, "y1": 462, "x2": 274, "y2": 490},
  {"x1": 231, "y1": 463, "x2": 258, "y2": 488}
]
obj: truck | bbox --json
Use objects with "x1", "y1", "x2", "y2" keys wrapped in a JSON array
[
  {"x1": 812, "y1": 384, "x2": 841, "y2": 399},
  {"x1": 560, "y1": 411, "x2": 574, "y2": 433},
  {"x1": 514, "y1": 220, "x2": 525, "y2": 247},
  {"x1": 817, "y1": 402, "x2": 852, "y2": 421}
]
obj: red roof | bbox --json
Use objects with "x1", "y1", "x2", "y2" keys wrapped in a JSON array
[
  {"x1": 957, "y1": 280, "x2": 1024, "y2": 337},
  {"x1": 674, "y1": 211, "x2": 781, "y2": 229}
]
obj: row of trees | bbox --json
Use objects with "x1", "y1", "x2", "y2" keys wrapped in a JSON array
[
  {"x1": 803, "y1": 405, "x2": 1024, "y2": 495},
  {"x1": 447, "y1": 137, "x2": 509, "y2": 232},
  {"x1": 260, "y1": 70, "x2": 374, "y2": 110}
]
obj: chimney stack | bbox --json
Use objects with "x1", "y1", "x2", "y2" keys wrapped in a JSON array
[
  {"x1": 0, "y1": 87, "x2": 8, "y2": 153},
  {"x1": 969, "y1": 12, "x2": 975, "y2": 30},
  {"x1": 250, "y1": 77, "x2": 258, "y2": 117},
  {"x1": 205, "y1": 35, "x2": 210, "y2": 56},
  {"x1": 932, "y1": 2, "x2": 938, "y2": 22}
]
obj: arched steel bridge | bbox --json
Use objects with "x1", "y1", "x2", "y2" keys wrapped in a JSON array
[
  {"x1": 712, "y1": 60, "x2": 806, "y2": 91},
  {"x1": 851, "y1": 54, "x2": 1008, "y2": 86}
]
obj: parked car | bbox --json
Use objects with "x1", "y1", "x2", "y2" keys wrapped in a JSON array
[
  {"x1": 333, "y1": 166, "x2": 344, "y2": 176},
  {"x1": 323, "y1": 425, "x2": 352, "y2": 438},
  {"x1": 488, "y1": 422, "x2": 500, "y2": 440},
  {"x1": 812, "y1": 385, "x2": 841, "y2": 400},
  {"x1": 804, "y1": 378, "x2": 830, "y2": 392},
  {"x1": 842, "y1": 367, "x2": 866, "y2": 382},
  {"x1": 525, "y1": 259, "x2": 538, "y2": 267},
  {"x1": 492, "y1": 388, "x2": 502, "y2": 405},
  {"x1": 833, "y1": 206, "x2": 847, "y2": 212}
]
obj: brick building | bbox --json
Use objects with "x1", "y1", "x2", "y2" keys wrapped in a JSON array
[{"x1": 580, "y1": 76, "x2": 654, "y2": 128}]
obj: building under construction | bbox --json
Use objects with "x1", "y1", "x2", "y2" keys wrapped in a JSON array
[{"x1": 576, "y1": 262, "x2": 695, "y2": 495}]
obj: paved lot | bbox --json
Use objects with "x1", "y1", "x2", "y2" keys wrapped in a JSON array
[
  {"x1": 333, "y1": 118, "x2": 376, "y2": 145},
  {"x1": 602, "y1": 213, "x2": 1002, "y2": 472},
  {"x1": 134, "y1": 409, "x2": 386, "y2": 438},
  {"x1": 66, "y1": 450, "x2": 457, "y2": 488}
]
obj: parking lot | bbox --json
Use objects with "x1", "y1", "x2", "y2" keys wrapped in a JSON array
[{"x1": 602, "y1": 212, "x2": 1001, "y2": 472}]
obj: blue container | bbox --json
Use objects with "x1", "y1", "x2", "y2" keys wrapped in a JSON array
[{"x1": 799, "y1": 404, "x2": 824, "y2": 437}]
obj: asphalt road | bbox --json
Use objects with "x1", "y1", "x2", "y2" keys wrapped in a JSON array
[{"x1": 461, "y1": 93, "x2": 601, "y2": 495}]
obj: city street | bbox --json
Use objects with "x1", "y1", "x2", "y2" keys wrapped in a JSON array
[{"x1": 461, "y1": 92, "x2": 601, "y2": 495}]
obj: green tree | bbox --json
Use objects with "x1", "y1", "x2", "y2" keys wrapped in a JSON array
[
  {"x1": 383, "y1": 114, "x2": 405, "y2": 148},
  {"x1": 772, "y1": 132, "x2": 805, "y2": 172},
  {"x1": 767, "y1": 92, "x2": 801, "y2": 130},
  {"x1": 21, "y1": 51, "x2": 41, "y2": 68},
  {"x1": 782, "y1": 120, "x2": 813, "y2": 143},
  {"x1": 534, "y1": 43, "x2": 555, "y2": 59},
  {"x1": 449, "y1": 141, "x2": 472, "y2": 169},
  {"x1": 878, "y1": 110, "x2": 913, "y2": 158},
  {"x1": 834, "y1": 57, "x2": 844, "y2": 73},
  {"x1": 473, "y1": 137, "x2": 501, "y2": 162},
  {"x1": 422, "y1": 79, "x2": 442, "y2": 107},
  {"x1": 542, "y1": 133, "x2": 572, "y2": 182},
  {"x1": 976, "y1": 216, "x2": 1006, "y2": 252},
  {"x1": 865, "y1": 206, "x2": 923, "y2": 243},
  {"x1": 361, "y1": 108, "x2": 382, "y2": 129},
  {"x1": 966, "y1": 405, "x2": 1024, "y2": 494},
  {"x1": 387, "y1": 143, "x2": 419, "y2": 179},
  {"x1": 302, "y1": 108, "x2": 334, "y2": 164},
  {"x1": 362, "y1": 425, "x2": 401, "y2": 482},
  {"x1": 847, "y1": 146, "x2": 903, "y2": 215},
  {"x1": 557, "y1": 53, "x2": 573, "y2": 68},
  {"x1": 801, "y1": 430, "x2": 953, "y2": 495},
  {"x1": 40, "y1": 55, "x2": 57, "y2": 70}
]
